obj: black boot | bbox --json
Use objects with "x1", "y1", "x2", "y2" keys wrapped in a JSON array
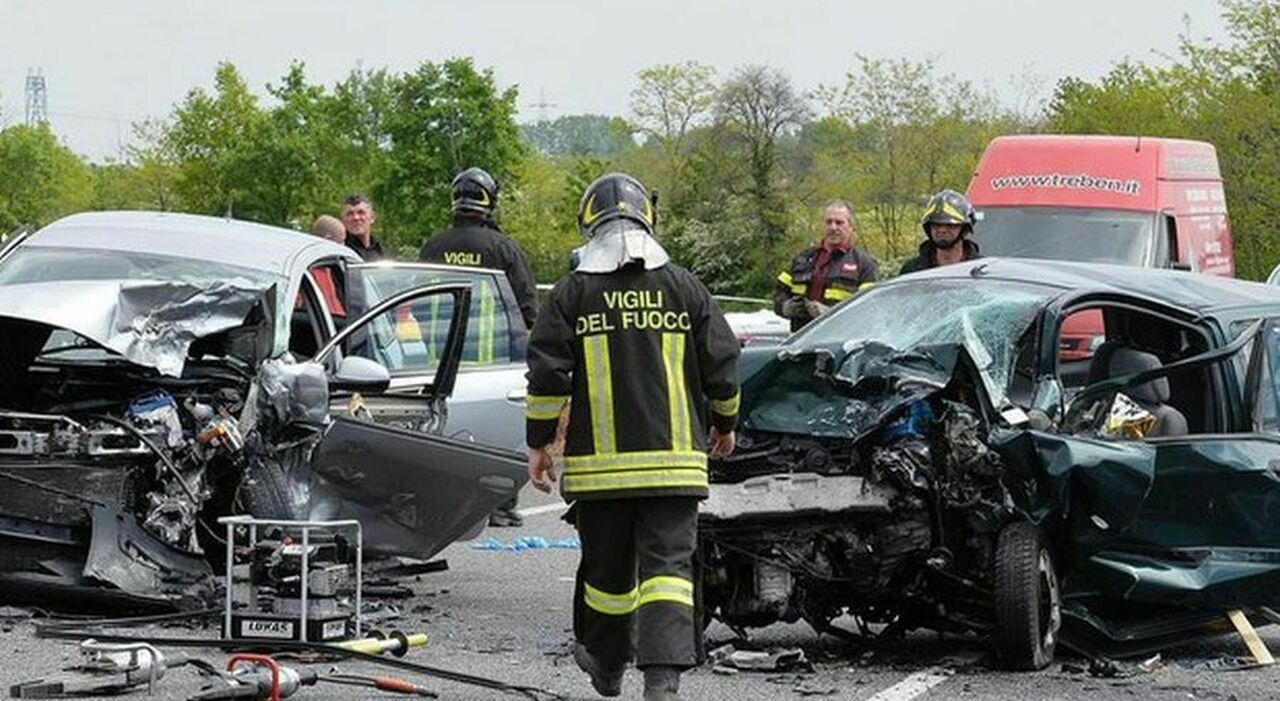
[
  {"x1": 488, "y1": 502, "x2": 523, "y2": 527},
  {"x1": 573, "y1": 643, "x2": 623, "y2": 697},
  {"x1": 642, "y1": 666, "x2": 681, "y2": 701}
]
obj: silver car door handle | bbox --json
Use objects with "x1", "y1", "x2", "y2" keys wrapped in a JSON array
[{"x1": 507, "y1": 388, "x2": 527, "y2": 404}]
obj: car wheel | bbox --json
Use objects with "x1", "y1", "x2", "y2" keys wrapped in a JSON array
[{"x1": 994, "y1": 521, "x2": 1060, "y2": 670}]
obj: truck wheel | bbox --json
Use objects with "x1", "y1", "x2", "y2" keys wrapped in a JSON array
[{"x1": 994, "y1": 521, "x2": 1060, "y2": 670}]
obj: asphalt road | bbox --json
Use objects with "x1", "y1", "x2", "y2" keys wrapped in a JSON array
[{"x1": 3, "y1": 484, "x2": 1280, "y2": 700}]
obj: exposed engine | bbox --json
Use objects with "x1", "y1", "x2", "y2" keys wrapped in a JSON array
[
  {"x1": 700, "y1": 398, "x2": 1010, "y2": 637},
  {"x1": 0, "y1": 384, "x2": 248, "y2": 553}
]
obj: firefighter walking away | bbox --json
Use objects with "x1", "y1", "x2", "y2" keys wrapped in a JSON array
[{"x1": 525, "y1": 173, "x2": 740, "y2": 700}]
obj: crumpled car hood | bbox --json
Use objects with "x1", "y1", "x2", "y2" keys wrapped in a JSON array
[
  {"x1": 0, "y1": 279, "x2": 273, "y2": 377},
  {"x1": 741, "y1": 341, "x2": 986, "y2": 440}
]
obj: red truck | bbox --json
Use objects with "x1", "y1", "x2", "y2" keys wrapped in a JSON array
[{"x1": 966, "y1": 135, "x2": 1234, "y2": 359}]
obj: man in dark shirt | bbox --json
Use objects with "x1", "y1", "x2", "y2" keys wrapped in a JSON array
[{"x1": 341, "y1": 193, "x2": 385, "y2": 262}]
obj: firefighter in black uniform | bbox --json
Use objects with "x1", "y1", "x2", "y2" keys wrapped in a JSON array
[
  {"x1": 899, "y1": 189, "x2": 981, "y2": 275},
  {"x1": 774, "y1": 199, "x2": 878, "y2": 332},
  {"x1": 525, "y1": 173, "x2": 740, "y2": 701},
  {"x1": 421, "y1": 167, "x2": 539, "y2": 527},
  {"x1": 420, "y1": 167, "x2": 539, "y2": 329}
]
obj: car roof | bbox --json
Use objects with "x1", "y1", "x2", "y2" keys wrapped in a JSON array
[
  {"x1": 27, "y1": 211, "x2": 359, "y2": 276},
  {"x1": 896, "y1": 258, "x2": 1280, "y2": 314}
]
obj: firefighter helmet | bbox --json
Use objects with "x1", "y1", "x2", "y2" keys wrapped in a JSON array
[
  {"x1": 451, "y1": 167, "x2": 499, "y2": 216},
  {"x1": 576, "y1": 173, "x2": 654, "y2": 239}
]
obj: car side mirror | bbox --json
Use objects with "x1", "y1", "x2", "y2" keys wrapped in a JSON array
[{"x1": 331, "y1": 356, "x2": 391, "y2": 394}]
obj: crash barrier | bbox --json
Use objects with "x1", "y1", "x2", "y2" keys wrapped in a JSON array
[
  {"x1": 218, "y1": 516, "x2": 363, "y2": 644},
  {"x1": 26, "y1": 610, "x2": 554, "y2": 699}
]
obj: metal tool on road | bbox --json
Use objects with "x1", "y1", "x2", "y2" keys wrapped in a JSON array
[
  {"x1": 189, "y1": 654, "x2": 318, "y2": 701},
  {"x1": 317, "y1": 670, "x2": 438, "y2": 697},
  {"x1": 10, "y1": 639, "x2": 179, "y2": 698},
  {"x1": 334, "y1": 631, "x2": 429, "y2": 657}
]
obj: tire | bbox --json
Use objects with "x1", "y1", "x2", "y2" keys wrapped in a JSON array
[{"x1": 994, "y1": 521, "x2": 1061, "y2": 670}]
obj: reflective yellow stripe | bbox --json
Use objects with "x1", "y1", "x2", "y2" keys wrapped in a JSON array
[
  {"x1": 583, "y1": 335, "x2": 616, "y2": 454},
  {"x1": 941, "y1": 201, "x2": 967, "y2": 221},
  {"x1": 858, "y1": 281, "x2": 875, "y2": 291},
  {"x1": 563, "y1": 468, "x2": 708, "y2": 493},
  {"x1": 663, "y1": 333, "x2": 691, "y2": 451},
  {"x1": 638, "y1": 576, "x2": 694, "y2": 607},
  {"x1": 583, "y1": 582, "x2": 638, "y2": 616},
  {"x1": 563, "y1": 450, "x2": 708, "y2": 473},
  {"x1": 426, "y1": 294, "x2": 442, "y2": 364},
  {"x1": 478, "y1": 282, "x2": 495, "y2": 365},
  {"x1": 526, "y1": 394, "x2": 569, "y2": 421},
  {"x1": 824, "y1": 287, "x2": 853, "y2": 302},
  {"x1": 776, "y1": 270, "x2": 806, "y2": 295},
  {"x1": 710, "y1": 392, "x2": 740, "y2": 417}
]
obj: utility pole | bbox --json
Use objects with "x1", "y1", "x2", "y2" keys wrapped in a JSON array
[
  {"x1": 530, "y1": 88, "x2": 557, "y2": 123},
  {"x1": 25, "y1": 68, "x2": 48, "y2": 126}
]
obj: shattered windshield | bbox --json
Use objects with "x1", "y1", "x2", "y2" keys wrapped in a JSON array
[
  {"x1": 0, "y1": 246, "x2": 281, "y2": 289},
  {"x1": 792, "y1": 279, "x2": 1054, "y2": 403}
]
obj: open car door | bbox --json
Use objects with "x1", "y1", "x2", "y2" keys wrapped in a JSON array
[
  {"x1": 308, "y1": 283, "x2": 527, "y2": 559},
  {"x1": 1061, "y1": 319, "x2": 1280, "y2": 616}
]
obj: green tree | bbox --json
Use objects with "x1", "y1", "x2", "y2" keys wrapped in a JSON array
[
  {"x1": 377, "y1": 58, "x2": 525, "y2": 255},
  {"x1": 521, "y1": 115, "x2": 634, "y2": 157},
  {"x1": 630, "y1": 61, "x2": 718, "y2": 197},
  {"x1": 714, "y1": 65, "x2": 810, "y2": 245},
  {"x1": 163, "y1": 62, "x2": 268, "y2": 218},
  {"x1": 0, "y1": 123, "x2": 94, "y2": 231},
  {"x1": 818, "y1": 56, "x2": 1004, "y2": 260}
]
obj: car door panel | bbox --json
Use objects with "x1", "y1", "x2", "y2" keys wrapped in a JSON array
[
  {"x1": 1068, "y1": 320, "x2": 1280, "y2": 609},
  {"x1": 304, "y1": 282, "x2": 528, "y2": 557},
  {"x1": 308, "y1": 416, "x2": 526, "y2": 559}
]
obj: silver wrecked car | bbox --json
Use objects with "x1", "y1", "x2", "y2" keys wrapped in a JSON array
[{"x1": 0, "y1": 211, "x2": 526, "y2": 609}]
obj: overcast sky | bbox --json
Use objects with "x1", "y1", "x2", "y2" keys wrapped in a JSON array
[{"x1": 4, "y1": 0, "x2": 1229, "y2": 161}]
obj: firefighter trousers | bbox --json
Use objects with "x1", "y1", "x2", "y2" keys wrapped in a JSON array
[{"x1": 573, "y1": 496, "x2": 699, "y2": 670}]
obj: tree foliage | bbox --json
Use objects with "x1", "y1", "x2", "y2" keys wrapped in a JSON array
[
  {"x1": 21, "y1": 0, "x2": 1279, "y2": 292},
  {"x1": 0, "y1": 123, "x2": 94, "y2": 231}
]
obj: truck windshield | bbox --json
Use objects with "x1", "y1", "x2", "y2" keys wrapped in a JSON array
[{"x1": 972, "y1": 207, "x2": 1154, "y2": 266}]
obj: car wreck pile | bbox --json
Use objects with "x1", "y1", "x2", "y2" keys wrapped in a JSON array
[
  {"x1": 699, "y1": 342, "x2": 1059, "y2": 666},
  {"x1": 0, "y1": 286, "x2": 331, "y2": 611}
]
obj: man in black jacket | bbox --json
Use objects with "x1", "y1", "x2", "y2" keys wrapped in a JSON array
[
  {"x1": 341, "y1": 194, "x2": 386, "y2": 261},
  {"x1": 899, "y1": 189, "x2": 981, "y2": 275},
  {"x1": 526, "y1": 173, "x2": 739, "y2": 701},
  {"x1": 419, "y1": 167, "x2": 538, "y2": 329},
  {"x1": 773, "y1": 200, "x2": 878, "y2": 332}
]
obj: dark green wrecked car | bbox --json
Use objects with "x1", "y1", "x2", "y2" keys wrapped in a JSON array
[{"x1": 698, "y1": 258, "x2": 1280, "y2": 670}]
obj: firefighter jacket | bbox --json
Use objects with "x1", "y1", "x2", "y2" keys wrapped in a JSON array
[
  {"x1": 525, "y1": 262, "x2": 740, "y2": 501},
  {"x1": 419, "y1": 217, "x2": 539, "y2": 329},
  {"x1": 898, "y1": 238, "x2": 981, "y2": 275},
  {"x1": 773, "y1": 245, "x2": 879, "y2": 331}
]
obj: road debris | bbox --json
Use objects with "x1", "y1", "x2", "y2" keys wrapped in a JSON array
[
  {"x1": 471, "y1": 536, "x2": 581, "y2": 551},
  {"x1": 707, "y1": 644, "x2": 811, "y2": 673}
]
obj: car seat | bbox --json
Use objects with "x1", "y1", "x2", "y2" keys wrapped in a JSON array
[{"x1": 1102, "y1": 346, "x2": 1189, "y2": 437}]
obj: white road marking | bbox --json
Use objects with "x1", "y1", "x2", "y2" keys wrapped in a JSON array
[
  {"x1": 864, "y1": 667, "x2": 954, "y2": 701},
  {"x1": 517, "y1": 502, "x2": 570, "y2": 517}
]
